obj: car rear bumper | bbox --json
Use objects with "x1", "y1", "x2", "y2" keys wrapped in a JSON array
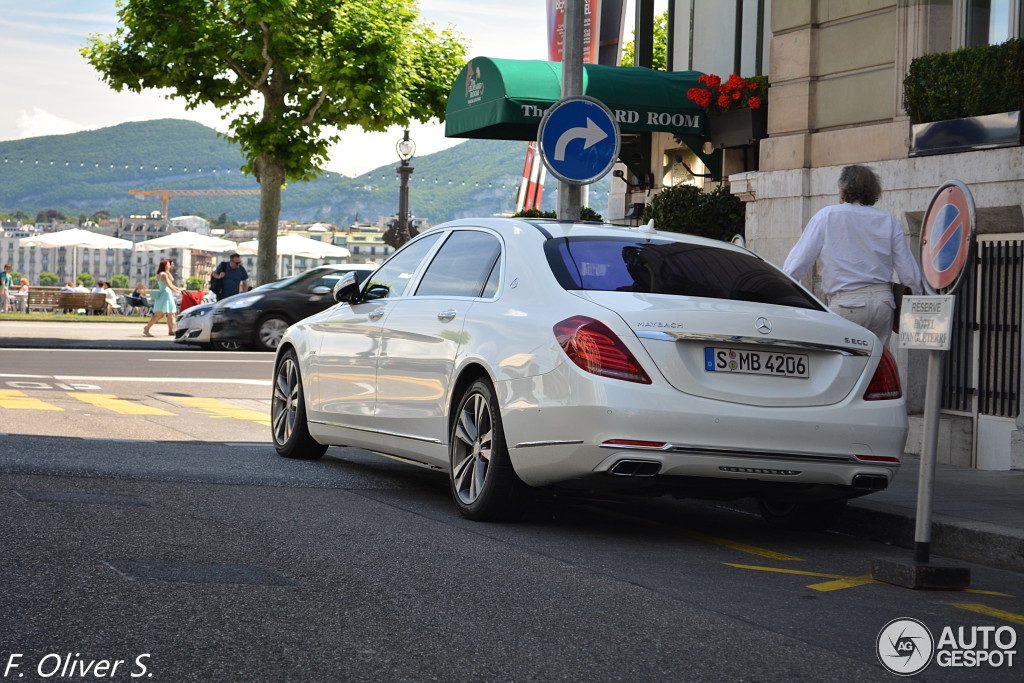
[{"x1": 498, "y1": 364, "x2": 906, "y2": 491}]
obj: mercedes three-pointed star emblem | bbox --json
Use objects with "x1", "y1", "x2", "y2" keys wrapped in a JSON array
[{"x1": 755, "y1": 317, "x2": 772, "y2": 334}]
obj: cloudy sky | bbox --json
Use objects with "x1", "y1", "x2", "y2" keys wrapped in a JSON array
[{"x1": 0, "y1": 1, "x2": 565, "y2": 177}]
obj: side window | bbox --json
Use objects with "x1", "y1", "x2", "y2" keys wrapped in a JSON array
[
  {"x1": 481, "y1": 256, "x2": 501, "y2": 298},
  {"x1": 415, "y1": 231, "x2": 502, "y2": 298},
  {"x1": 362, "y1": 234, "x2": 441, "y2": 300}
]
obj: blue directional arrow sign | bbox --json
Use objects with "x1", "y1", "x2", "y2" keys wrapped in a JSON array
[{"x1": 538, "y1": 96, "x2": 621, "y2": 185}]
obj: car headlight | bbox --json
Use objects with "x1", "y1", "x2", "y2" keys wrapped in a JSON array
[{"x1": 221, "y1": 294, "x2": 264, "y2": 309}]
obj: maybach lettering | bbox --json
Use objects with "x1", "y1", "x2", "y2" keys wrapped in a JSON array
[{"x1": 636, "y1": 321, "x2": 684, "y2": 329}]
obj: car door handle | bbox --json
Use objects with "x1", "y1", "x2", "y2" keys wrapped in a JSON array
[
  {"x1": 368, "y1": 308, "x2": 386, "y2": 321},
  {"x1": 437, "y1": 309, "x2": 457, "y2": 322}
]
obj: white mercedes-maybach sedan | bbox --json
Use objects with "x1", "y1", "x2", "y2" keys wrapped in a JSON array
[{"x1": 271, "y1": 217, "x2": 906, "y2": 529}]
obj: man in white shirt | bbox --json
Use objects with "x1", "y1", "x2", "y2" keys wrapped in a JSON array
[{"x1": 783, "y1": 165, "x2": 922, "y2": 346}]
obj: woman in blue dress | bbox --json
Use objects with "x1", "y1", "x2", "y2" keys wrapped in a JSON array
[{"x1": 143, "y1": 259, "x2": 184, "y2": 336}]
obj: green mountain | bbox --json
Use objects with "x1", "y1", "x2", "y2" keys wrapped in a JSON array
[{"x1": 0, "y1": 119, "x2": 609, "y2": 224}]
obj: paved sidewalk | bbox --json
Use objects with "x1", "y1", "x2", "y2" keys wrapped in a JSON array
[
  {"x1": 840, "y1": 457, "x2": 1024, "y2": 573},
  {"x1": 0, "y1": 319, "x2": 179, "y2": 350},
  {"x1": 2, "y1": 320, "x2": 1022, "y2": 573}
]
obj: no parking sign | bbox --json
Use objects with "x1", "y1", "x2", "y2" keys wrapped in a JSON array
[{"x1": 920, "y1": 180, "x2": 976, "y2": 295}]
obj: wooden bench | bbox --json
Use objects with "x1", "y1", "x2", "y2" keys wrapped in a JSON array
[{"x1": 26, "y1": 290, "x2": 106, "y2": 314}]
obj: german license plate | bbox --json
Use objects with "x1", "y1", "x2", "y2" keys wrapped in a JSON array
[{"x1": 704, "y1": 347, "x2": 809, "y2": 378}]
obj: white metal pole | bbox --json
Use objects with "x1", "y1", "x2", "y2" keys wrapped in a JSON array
[{"x1": 914, "y1": 349, "x2": 945, "y2": 563}]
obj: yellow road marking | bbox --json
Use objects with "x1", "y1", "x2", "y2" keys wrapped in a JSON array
[
  {"x1": 951, "y1": 603, "x2": 1024, "y2": 625},
  {"x1": 576, "y1": 505, "x2": 804, "y2": 562},
  {"x1": 67, "y1": 393, "x2": 174, "y2": 416},
  {"x1": 806, "y1": 575, "x2": 879, "y2": 592},
  {"x1": 725, "y1": 563, "x2": 880, "y2": 591},
  {"x1": 964, "y1": 589, "x2": 1014, "y2": 597},
  {"x1": 167, "y1": 397, "x2": 271, "y2": 427},
  {"x1": 0, "y1": 390, "x2": 62, "y2": 411}
]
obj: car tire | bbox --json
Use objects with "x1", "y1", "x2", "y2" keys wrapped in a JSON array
[
  {"x1": 255, "y1": 314, "x2": 290, "y2": 352},
  {"x1": 449, "y1": 378, "x2": 530, "y2": 521},
  {"x1": 272, "y1": 350, "x2": 327, "y2": 460},
  {"x1": 756, "y1": 498, "x2": 847, "y2": 531}
]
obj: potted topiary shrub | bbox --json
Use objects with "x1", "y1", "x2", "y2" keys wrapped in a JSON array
[{"x1": 904, "y1": 39, "x2": 1023, "y2": 156}]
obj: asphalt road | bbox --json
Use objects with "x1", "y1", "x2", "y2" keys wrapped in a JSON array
[{"x1": 1, "y1": 349, "x2": 1022, "y2": 681}]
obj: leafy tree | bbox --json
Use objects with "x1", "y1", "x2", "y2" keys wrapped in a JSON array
[
  {"x1": 9, "y1": 271, "x2": 23, "y2": 285},
  {"x1": 83, "y1": 0, "x2": 467, "y2": 284},
  {"x1": 149, "y1": 276, "x2": 159, "y2": 290},
  {"x1": 621, "y1": 10, "x2": 668, "y2": 70},
  {"x1": 78, "y1": 272, "x2": 96, "y2": 287},
  {"x1": 39, "y1": 272, "x2": 59, "y2": 287},
  {"x1": 111, "y1": 274, "x2": 130, "y2": 289},
  {"x1": 90, "y1": 210, "x2": 111, "y2": 222},
  {"x1": 186, "y1": 276, "x2": 205, "y2": 291},
  {"x1": 641, "y1": 184, "x2": 745, "y2": 242},
  {"x1": 14, "y1": 211, "x2": 30, "y2": 222}
]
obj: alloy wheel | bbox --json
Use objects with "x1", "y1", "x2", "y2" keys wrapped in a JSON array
[
  {"x1": 451, "y1": 392, "x2": 492, "y2": 505},
  {"x1": 272, "y1": 357, "x2": 299, "y2": 446},
  {"x1": 258, "y1": 317, "x2": 289, "y2": 350}
]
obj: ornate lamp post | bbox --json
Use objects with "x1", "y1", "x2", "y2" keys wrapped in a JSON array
[{"x1": 384, "y1": 129, "x2": 417, "y2": 248}]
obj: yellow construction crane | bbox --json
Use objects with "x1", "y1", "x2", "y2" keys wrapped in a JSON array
[{"x1": 129, "y1": 188, "x2": 262, "y2": 218}]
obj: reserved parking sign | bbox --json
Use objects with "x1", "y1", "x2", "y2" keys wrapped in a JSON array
[{"x1": 899, "y1": 295, "x2": 955, "y2": 350}]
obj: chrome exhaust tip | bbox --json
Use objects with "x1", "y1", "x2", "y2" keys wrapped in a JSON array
[
  {"x1": 608, "y1": 459, "x2": 662, "y2": 477},
  {"x1": 853, "y1": 474, "x2": 889, "y2": 491}
]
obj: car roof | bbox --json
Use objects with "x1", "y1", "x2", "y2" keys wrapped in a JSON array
[{"x1": 431, "y1": 217, "x2": 750, "y2": 254}]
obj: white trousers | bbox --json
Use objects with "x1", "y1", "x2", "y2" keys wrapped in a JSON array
[{"x1": 828, "y1": 283, "x2": 895, "y2": 346}]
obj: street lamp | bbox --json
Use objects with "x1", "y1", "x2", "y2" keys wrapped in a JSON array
[{"x1": 384, "y1": 129, "x2": 417, "y2": 248}]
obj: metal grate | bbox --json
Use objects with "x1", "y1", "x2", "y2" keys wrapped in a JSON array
[
  {"x1": 943, "y1": 257, "x2": 977, "y2": 413},
  {"x1": 943, "y1": 240, "x2": 1023, "y2": 418},
  {"x1": 977, "y1": 240, "x2": 1022, "y2": 418}
]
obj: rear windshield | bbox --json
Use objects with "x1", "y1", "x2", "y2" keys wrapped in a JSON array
[{"x1": 545, "y1": 236, "x2": 823, "y2": 310}]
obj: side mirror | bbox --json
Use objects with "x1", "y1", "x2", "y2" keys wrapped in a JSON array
[
  {"x1": 311, "y1": 286, "x2": 332, "y2": 295},
  {"x1": 332, "y1": 271, "x2": 362, "y2": 303}
]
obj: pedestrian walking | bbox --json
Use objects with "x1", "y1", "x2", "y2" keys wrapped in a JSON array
[
  {"x1": 210, "y1": 253, "x2": 249, "y2": 300},
  {"x1": 783, "y1": 164, "x2": 922, "y2": 346},
  {"x1": 143, "y1": 259, "x2": 183, "y2": 336},
  {"x1": 0, "y1": 264, "x2": 11, "y2": 313}
]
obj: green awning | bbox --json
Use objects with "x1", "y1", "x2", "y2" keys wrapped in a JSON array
[{"x1": 445, "y1": 56, "x2": 717, "y2": 173}]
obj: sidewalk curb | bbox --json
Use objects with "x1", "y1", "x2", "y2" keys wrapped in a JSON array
[
  {"x1": 840, "y1": 500, "x2": 1024, "y2": 574},
  {"x1": 0, "y1": 337, "x2": 179, "y2": 351},
  {"x1": 718, "y1": 497, "x2": 1024, "y2": 574}
]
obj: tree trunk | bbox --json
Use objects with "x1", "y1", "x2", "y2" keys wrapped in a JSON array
[{"x1": 255, "y1": 154, "x2": 286, "y2": 286}]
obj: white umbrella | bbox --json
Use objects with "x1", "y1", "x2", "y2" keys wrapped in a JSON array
[
  {"x1": 20, "y1": 228, "x2": 133, "y2": 283},
  {"x1": 238, "y1": 234, "x2": 351, "y2": 276},
  {"x1": 133, "y1": 231, "x2": 238, "y2": 252},
  {"x1": 133, "y1": 232, "x2": 239, "y2": 286}
]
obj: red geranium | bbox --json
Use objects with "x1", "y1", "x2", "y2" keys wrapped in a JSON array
[{"x1": 686, "y1": 72, "x2": 768, "y2": 115}]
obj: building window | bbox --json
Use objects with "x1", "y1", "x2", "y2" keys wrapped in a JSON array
[{"x1": 966, "y1": 0, "x2": 1016, "y2": 46}]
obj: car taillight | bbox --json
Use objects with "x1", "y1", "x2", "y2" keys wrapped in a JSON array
[
  {"x1": 863, "y1": 347, "x2": 902, "y2": 400},
  {"x1": 554, "y1": 316, "x2": 652, "y2": 384}
]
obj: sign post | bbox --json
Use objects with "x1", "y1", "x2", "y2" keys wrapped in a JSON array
[{"x1": 872, "y1": 181, "x2": 975, "y2": 590}]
